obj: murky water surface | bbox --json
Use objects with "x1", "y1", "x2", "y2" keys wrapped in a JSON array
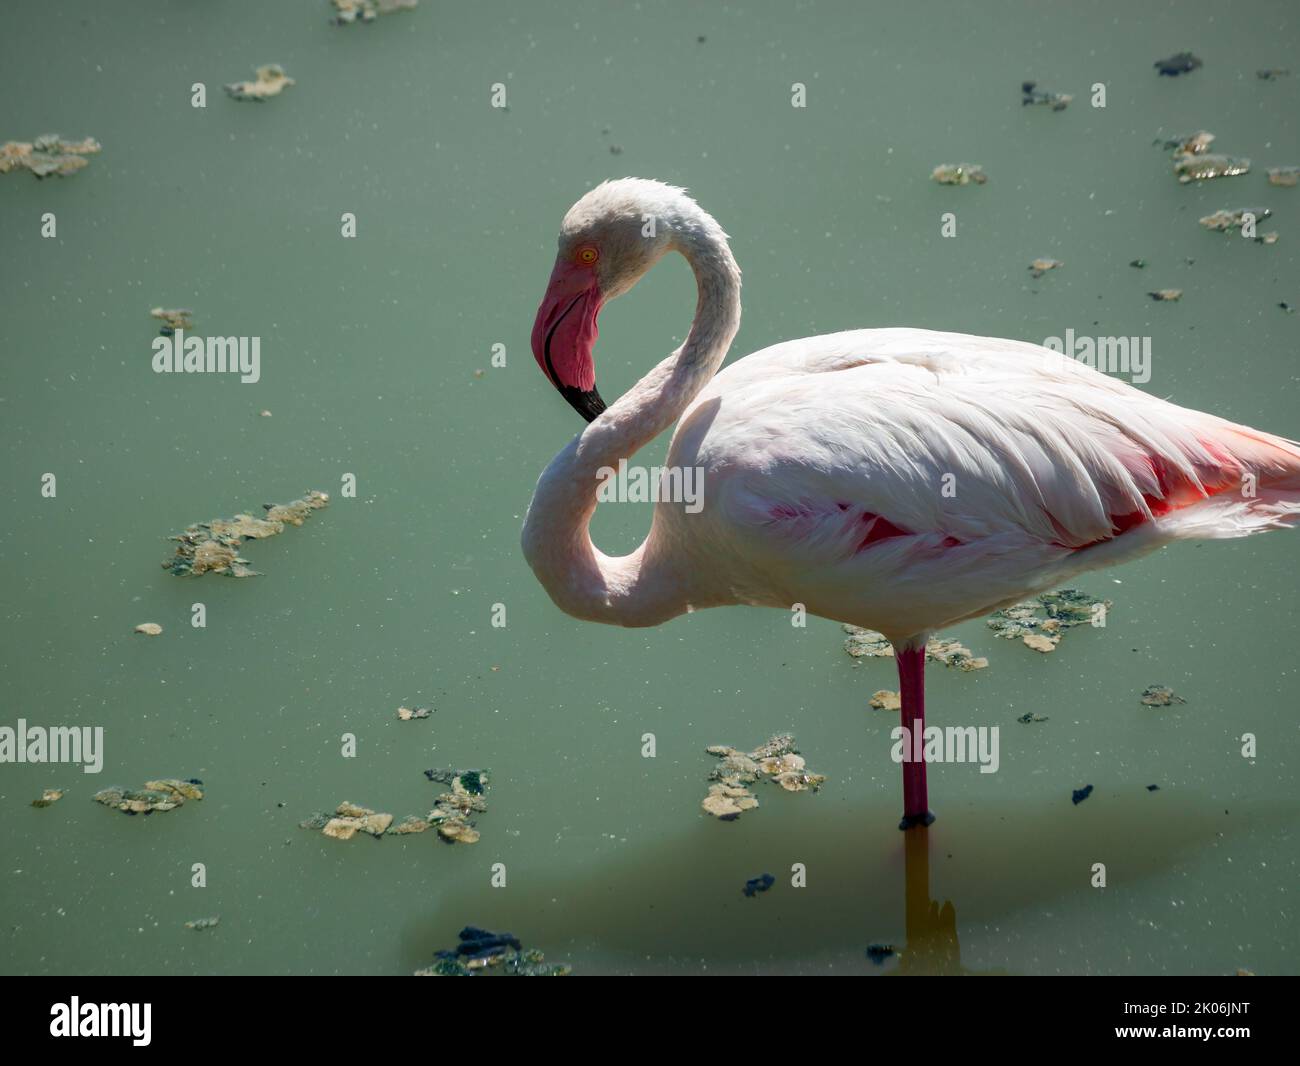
[{"x1": 2, "y1": 0, "x2": 1297, "y2": 975}]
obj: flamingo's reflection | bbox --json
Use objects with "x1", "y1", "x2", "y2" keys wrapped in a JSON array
[
  {"x1": 896, "y1": 826, "x2": 962, "y2": 975},
  {"x1": 404, "y1": 789, "x2": 1252, "y2": 974}
]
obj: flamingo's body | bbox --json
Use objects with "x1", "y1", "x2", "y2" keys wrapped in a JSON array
[{"x1": 524, "y1": 179, "x2": 1300, "y2": 827}]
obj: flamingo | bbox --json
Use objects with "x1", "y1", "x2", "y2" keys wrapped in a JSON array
[{"x1": 523, "y1": 178, "x2": 1300, "y2": 829}]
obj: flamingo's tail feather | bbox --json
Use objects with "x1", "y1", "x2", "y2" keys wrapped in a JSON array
[
  {"x1": 1156, "y1": 424, "x2": 1300, "y2": 540},
  {"x1": 1153, "y1": 491, "x2": 1300, "y2": 540}
]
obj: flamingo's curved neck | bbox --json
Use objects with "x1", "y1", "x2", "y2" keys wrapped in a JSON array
[{"x1": 522, "y1": 214, "x2": 742, "y2": 626}]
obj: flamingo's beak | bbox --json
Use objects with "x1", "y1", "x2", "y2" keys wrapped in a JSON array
[{"x1": 531, "y1": 259, "x2": 607, "y2": 422}]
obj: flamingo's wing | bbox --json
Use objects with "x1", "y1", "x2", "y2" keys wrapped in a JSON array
[{"x1": 684, "y1": 329, "x2": 1300, "y2": 562}]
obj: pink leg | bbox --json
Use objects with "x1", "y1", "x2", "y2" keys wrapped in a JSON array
[{"x1": 896, "y1": 645, "x2": 935, "y2": 830}]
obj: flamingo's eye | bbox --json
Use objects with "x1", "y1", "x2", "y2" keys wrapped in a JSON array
[{"x1": 576, "y1": 246, "x2": 599, "y2": 266}]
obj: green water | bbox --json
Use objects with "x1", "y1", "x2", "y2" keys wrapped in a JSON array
[{"x1": 2, "y1": 0, "x2": 1297, "y2": 975}]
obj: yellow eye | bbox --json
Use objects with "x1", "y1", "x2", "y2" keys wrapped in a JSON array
[{"x1": 576, "y1": 246, "x2": 599, "y2": 265}]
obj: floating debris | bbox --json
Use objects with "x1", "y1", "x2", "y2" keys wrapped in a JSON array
[
  {"x1": 211, "y1": 514, "x2": 283, "y2": 539},
  {"x1": 1174, "y1": 152, "x2": 1250, "y2": 184},
  {"x1": 869, "y1": 690, "x2": 901, "y2": 712},
  {"x1": 224, "y1": 64, "x2": 295, "y2": 102},
  {"x1": 1254, "y1": 231, "x2": 1280, "y2": 245},
  {"x1": 1021, "y1": 81, "x2": 1071, "y2": 110},
  {"x1": 300, "y1": 802, "x2": 393, "y2": 840},
  {"x1": 1256, "y1": 68, "x2": 1291, "y2": 80},
  {"x1": 415, "y1": 927, "x2": 571, "y2": 976},
  {"x1": 430, "y1": 811, "x2": 481, "y2": 844},
  {"x1": 986, "y1": 589, "x2": 1109, "y2": 652},
  {"x1": 843, "y1": 626, "x2": 987, "y2": 671},
  {"x1": 1146, "y1": 784, "x2": 1161, "y2": 792},
  {"x1": 843, "y1": 626, "x2": 894, "y2": 658},
  {"x1": 1023, "y1": 633, "x2": 1059, "y2": 653},
  {"x1": 1129, "y1": 259, "x2": 1147, "y2": 269},
  {"x1": 331, "y1": 0, "x2": 417, "y2": 25},
  {"x1": 1029, "y1": 257, "x2": 1063, "y2": 279},
  {"x1": 1148, "y1": 289, "x2": 1183, "y2": 302},
  {"x1": 1072, "y1": 785, "x2": 1094, "y2": 805},
  {"x1": 425, "y1": 767, "x2": 485, "y2": 793},
  {"x1": 1267, "y1": 167, "x2": 1299, "y2": 187},
  {"x1": 1040, "y1": 589, "x2": 1101, "y2": 623},
  {"x1": 397, "y1": 706, "x2": 431, "y2": 721},
  {"x1": 1154, "y1": 52, "x2": 1202, "y2": 76},
  {"x1": 866, "y1": 943, "x2": 897, "y2": 964},
  {"x1": 31, "y1": 788, "x2": 64, "y2": 808},
  {"x1": 423, "y1": 768, "x2": 490, "y2": 843},
  {"x1": 1016, "y1": 712, "x2": 1049, "y2": 724},
  {"x1": 94, "y1": 779, "x2": 203, "y2": 814},
  {"x1": 163, "y1": 490, "x2": 329, "y2": 578},
  {"x1": 1140, "y1": 685, "x2": 1186, "y2": 707},
  {"x1": 331, "y1": 804, "x2": 392, "y2": 839},
  {"x1": 703, "y1": 735, "x2": 825, "y2": 820},
  {"x1": 931, "y1": 163, "x2": 987, "y2": 186},
  {"x1": 168, "y1": 540, "x2": 246, "y2": 578},
  {"x1": 264, "y1": 493, "x2": 330, "y2": 526},
  {"x1": 926, "y1": 637, "x2": 988, "y2": 671},
  {"x1": 149, "y1": 308, "x2": 193, "y2": 336},
  {"x1": 743, "y1": 873, "x2": 776, "y2": 897},
  {"x1": 1158, "y1": 130, "x2": 1250, "y2": 184},
  {"x1": 1199, "y1": 207, "x2": 1272, "y2": 232},
  {"x1": 184, "y1": 916, "x2": 220, "y2": 931},
  {"x1": 1281, "y1": 302, "x2": 1295, "y2": 314},
  {"x1": 0, "y1": 135, "x2": 100, "y2": 178},
  {"x1": 1158, "y1": 130, "x2": 1215, "y2": 155},
  {"x1": 702, "y1": 782, "x2": 759, "y2": 820},
  {"x1": 133, "y1": 622, "x2": 163, "y2": 636}
]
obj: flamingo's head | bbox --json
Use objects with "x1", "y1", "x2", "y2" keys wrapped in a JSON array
[{"x1": 531, "y1": 178, "x2": 678, "y2": 422}]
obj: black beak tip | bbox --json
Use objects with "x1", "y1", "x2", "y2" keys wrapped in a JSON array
[{"x1": 560, "y1": 385, "x2": 607, "y2": 423}]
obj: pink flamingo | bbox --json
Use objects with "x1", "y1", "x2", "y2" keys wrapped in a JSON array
[{"x1": 524, "y1": 179, "x2": 1300, "y2": 829}]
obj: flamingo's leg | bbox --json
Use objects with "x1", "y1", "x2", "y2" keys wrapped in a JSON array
[{"x1": 896, "y1": 645, "x2": 936, "y2": 830}]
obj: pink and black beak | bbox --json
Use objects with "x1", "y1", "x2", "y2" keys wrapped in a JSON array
[{"x1": 531, "y1": 257, "x2": 607, "y2": 422}]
